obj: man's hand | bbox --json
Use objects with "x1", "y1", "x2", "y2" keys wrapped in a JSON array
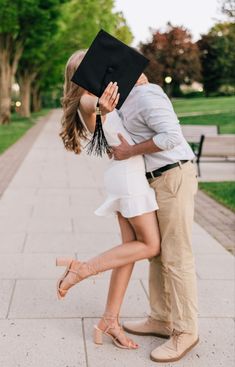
[
  {"x1": 112, "y1": 134, "x2": 133, "y2": 160},
  {"x1": 135, "y1": 73, "x2": 148, "y2": 86}
]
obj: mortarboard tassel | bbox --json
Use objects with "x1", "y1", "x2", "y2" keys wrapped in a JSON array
[{"x1": 86, "y1": 101, "x2": 110, "y2": 157}]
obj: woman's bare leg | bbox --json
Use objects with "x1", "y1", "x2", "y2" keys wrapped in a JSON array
[
  {"x1": 79, "y1": 211, "x2": 160, "y2": 277},
  {"x1": 103, "y1": 212, "x2": 136, "y2": 315},
  {"x1": 58, "y1": 211, "x2": 161, "y2": 347},
  {"x1": 61, "y1": 211, "x2": 160, "y2": 289},
  {"x1": 97, "y1": 212, "x2": 138, "y2": 348}
]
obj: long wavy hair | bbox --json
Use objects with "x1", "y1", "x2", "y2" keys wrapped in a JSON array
[{"x1": 60, "y1": 50, "x2": 88, "y2": 154}]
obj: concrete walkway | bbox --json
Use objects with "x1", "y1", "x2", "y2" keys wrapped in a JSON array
[{"x1": 0, "y1": 110, "x2": 234, "y2": 367}]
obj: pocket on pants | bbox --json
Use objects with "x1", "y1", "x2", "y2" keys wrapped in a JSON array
[
  {"x1": 185, "y1": 163, "x2": 198, "y2": 195},
  {"x1": 163, "y1": 168, "x2": 183, "y2": 197}
]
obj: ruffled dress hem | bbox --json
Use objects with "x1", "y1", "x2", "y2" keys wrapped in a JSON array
[{"x1": 95, "y1": 192, "x2": 159, "y2": 218}]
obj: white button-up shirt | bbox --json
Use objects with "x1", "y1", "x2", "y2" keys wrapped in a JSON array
[{"x1": 119, "y1": 83, "x2": 195, "y2": 171}]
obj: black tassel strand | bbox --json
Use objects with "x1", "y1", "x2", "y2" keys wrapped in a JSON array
[{"x1": 85, "y1": 101, "x2": 111, "y2": 157}]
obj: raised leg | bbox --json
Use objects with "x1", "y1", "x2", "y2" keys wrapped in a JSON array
[{"x1": 57, "y1": 211, "x2": 161, "y2": 295}]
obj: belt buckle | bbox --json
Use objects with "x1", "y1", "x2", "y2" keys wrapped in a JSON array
[
  {"x1": 150, "y1": 171, "x2": 155, "y2": 179},
  {"x1": 150, "y1": 170, "x2": 162, "y2": 179}
]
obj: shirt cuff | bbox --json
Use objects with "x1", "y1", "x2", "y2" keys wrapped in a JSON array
[{"x1": 152, "y1": 134, "x2": 168, "y2": 150}]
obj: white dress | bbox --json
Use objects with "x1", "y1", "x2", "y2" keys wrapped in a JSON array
[{"x1": 78, "y1": 109, "x2": 158, "y2": 218}]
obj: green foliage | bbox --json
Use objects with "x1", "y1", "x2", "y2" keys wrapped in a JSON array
[
  {"x1": 38, "y1": 0, "x2": 133, "y2": 107},
  {"x1": 199, "y1": 181, "x2": 235, "y2": 213},
  {"x1": 58, "y1": 0, "x2": 133, "y2": 53},
  {"x1": 0, "y1": 0, "x2": 64, "y2": 42},
  {"x1": 17, "y1": 0, "x2": 64, "y2": 75},
  {"x1": 198, "y1": 22, "x2": 235, "y2": 95},
  {"x1": 140, "y1": 23, "x2": 201, "y2": 97},
  {"x1": 0, "y1": 0, "x2": 133, "y2": 111}
]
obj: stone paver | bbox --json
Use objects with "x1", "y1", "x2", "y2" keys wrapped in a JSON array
[
  {"x1": 0, "y1": 109, "x2": 234, "y2": 366},
  {"x1": 195, "y1": 190, "x2": 235, "y2": 255},
  {"x1": 0, "y1": 319, "x2": 86, "y2": 367},
  {"x1": 9, "y1": 279, "x2": 149, "y2": 319}
]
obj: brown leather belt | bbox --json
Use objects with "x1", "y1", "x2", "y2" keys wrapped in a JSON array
[{"x1": 146, "y1": 160, "x2": 189, "y2": 179}]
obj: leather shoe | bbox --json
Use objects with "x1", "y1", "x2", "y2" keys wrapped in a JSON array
[
  {"x1": 123, "y1": 316, "x2": 172, "y2": 339},
  {"x1": 150, "y1": 329, "x2": 199, "y2": 363}
]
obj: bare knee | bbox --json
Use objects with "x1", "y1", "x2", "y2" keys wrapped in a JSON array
[
  {"x1": 128, "y1": 212, "x2": 161, "y2": 258},
  {"x1": 138, "y1": 236, "x2": 160, "y2": 258},
  {"x1": 146, "y1": 242, "x2": 160, "y2": 258}
]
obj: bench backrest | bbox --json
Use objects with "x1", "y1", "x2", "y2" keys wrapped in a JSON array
[
  {"x1": 202, "y1": 135, "x2": 235, "y2": 157},
  {"x1": 181, "y1": 124, "x2": 219, "y2": 143}
]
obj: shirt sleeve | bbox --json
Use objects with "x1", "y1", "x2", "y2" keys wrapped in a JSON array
[{"x1": 138, "y1": 87, "x2": 184, "y2": 150}]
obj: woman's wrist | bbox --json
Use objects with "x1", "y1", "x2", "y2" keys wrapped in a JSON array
[{"x1": 95, "y1": 104, "x2": 107, "y2": 119}]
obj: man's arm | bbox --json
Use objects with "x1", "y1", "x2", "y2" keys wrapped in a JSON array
[
  {"x1": 112, "y1": 86, "x2": 184, "y2": 160},
  {"x1": 112, "y1": 134, "x2": 162, "y2": 160}
]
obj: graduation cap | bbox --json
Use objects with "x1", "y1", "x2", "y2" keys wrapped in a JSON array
[{"x1": 71, "y1": 29, "x2": 149, "y2": 156}]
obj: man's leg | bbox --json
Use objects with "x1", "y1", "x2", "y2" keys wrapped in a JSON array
[
  {"x1": 149, "y1": 252, "x2": 172, "y2": 322},
  {"x1": 123, "y1": 223, "x2": 172, "y2": 339},
  {"x1": 149, "y1": 162, "x2": 199, "y2": 362}
]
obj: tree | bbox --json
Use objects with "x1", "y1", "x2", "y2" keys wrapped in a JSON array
[
  {"x1": 140, "y1": 23, "x2": 201, "y2": 97},
  {"x1": 17, "y1": 0, "x2": 64, "y2": 117},
  {"x1": 0, "y1": 0, "x2": 64, "y2": 124},
  {"x1": 220, "y1": 0, "x2": 235, "y2": 20},
  {"x1": 32, "y1": 0, "x2": 133, "y2": 111},
  {"x1": 198, "y1": 22, "x2": 235, "y2": 95}
]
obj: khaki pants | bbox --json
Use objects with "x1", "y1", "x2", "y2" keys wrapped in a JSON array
[{"x1": 148, "y1": 161, "x2": 198, "y2": 333}]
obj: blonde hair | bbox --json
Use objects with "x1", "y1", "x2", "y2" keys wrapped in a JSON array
[{"x1": 60, "y1": 50, "x2": 87, "y2": 154}]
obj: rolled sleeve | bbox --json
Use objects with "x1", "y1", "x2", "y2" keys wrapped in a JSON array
[{"x1": 139, "y1": 87, "x2": 184, "y2": 151}]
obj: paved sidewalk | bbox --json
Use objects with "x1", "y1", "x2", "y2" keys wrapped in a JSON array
[
  {"x1": 195, "y1": 191, "x2": 235, "y2": 255},
  {"x1": 0, "y1": 110, "x2": 234, "y2": 367}
]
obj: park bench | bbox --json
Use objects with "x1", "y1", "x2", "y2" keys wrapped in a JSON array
[
  {"x1": 180, "y1": 125, "x2": 235, "y2": 176},
  {"x1": 202, "y1": 135, "x2": 235, "y2": 158},
  {"x1": 181, "y1": 124, "x2": 220, "y2": 175}
]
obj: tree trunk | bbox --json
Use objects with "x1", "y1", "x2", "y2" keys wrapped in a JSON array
[
  {"x1": 0, "y1": 35, "x2": 23, "y2": 124},
  {"x1": 31, "y1": 85, "x2": 41, "y2": 112},
  {"x1": 19, "y1": 74, "x2": 32, "y2": 118},
  {"x1": 0, "y1": 54, "x2": 12, "y2": 124},
  {"x1": 19, "y1": 70, "x2": 38, "y2": 117}
]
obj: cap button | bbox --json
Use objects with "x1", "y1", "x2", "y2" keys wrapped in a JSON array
[{"x1": 107, "y1": 66, "x2": 114, "y2": 72}]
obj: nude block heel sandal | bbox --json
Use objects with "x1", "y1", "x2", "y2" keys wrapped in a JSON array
[
  {"x1": 93, "y1": 325, "x2": 104, "y2": 345},
  {"x1": 93, "y1": 315, "x2": 137, "y2": 349},
  {"x1": 56, "y1": 257, "x2": 80, "y2": 300},
  {"x1": 56, "y1": 257, "x2": 74, "y2": 267}
]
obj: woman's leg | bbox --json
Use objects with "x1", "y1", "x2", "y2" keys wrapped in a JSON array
[
  {"x1": 60, "y1": 211, "x2": 161, "y2": 289},
  {"x1": 97, "y1": 212, "x2": 138, "y2": 348},
  {"x1": 102, "y1": 212, "x2": 136, "y2": 315}
]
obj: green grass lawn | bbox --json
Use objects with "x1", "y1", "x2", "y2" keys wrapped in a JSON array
[
  {"x1": 0, "y1": 109, "x2": 50, "y2": 154},
  {"x1": 172, "y1": 96, "x2": 235, "y2": 134},
  {"x1": 173, "y1": 96, "x2": 235, "y2": 114},
  {"x1": 199, "y1": 181, "x2": 235, "y2": 213}
]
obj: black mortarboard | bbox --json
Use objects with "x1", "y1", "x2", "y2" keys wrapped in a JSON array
[
  {"x1": 71, "y1": 29, "x2": 149, "y2": 157},
  {"x1": 71, "y1": 29, "x2": 149, "y2": 109}
]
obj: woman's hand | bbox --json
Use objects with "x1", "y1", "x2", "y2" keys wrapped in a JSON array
[{"x1": 99, "y1": 82, "x2": 120, "y2": 115}]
